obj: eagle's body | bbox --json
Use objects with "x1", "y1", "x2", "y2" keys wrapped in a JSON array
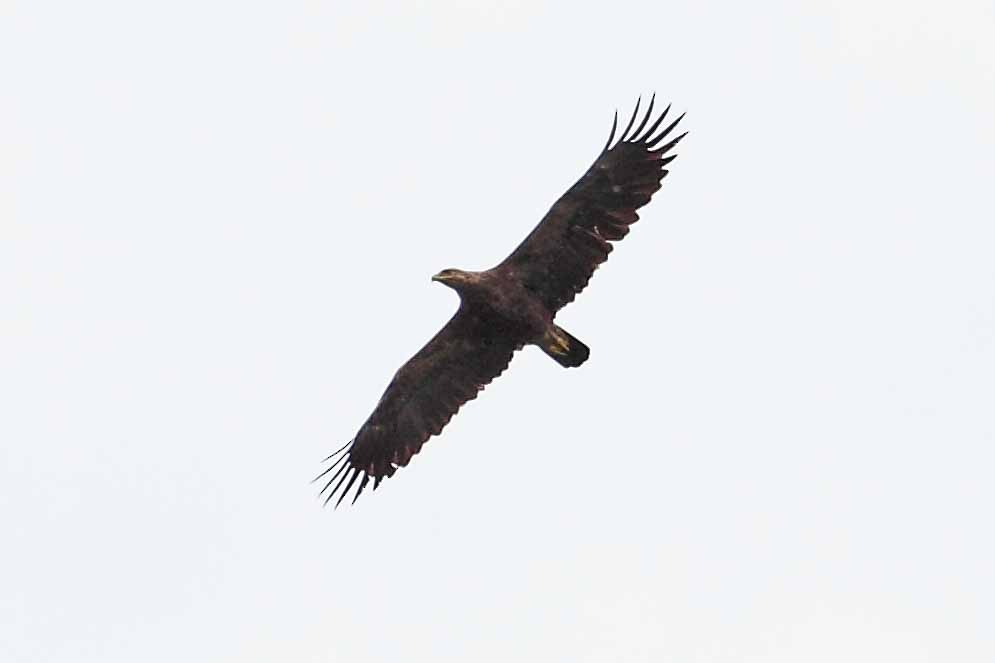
[
  {"x1": 432, "y1": 269, "x2": 581, "y2": 367},
  {"x1": 318, "y1": 96, "x2": 686, "y2": 506},
  {"x1": 437, "y1": 269, "x2": 546, "y2": 335}
]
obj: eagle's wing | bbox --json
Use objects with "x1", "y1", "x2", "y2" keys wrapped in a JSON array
[
  {"x1": 499, "y1": 96, "x2": 686, "y2": 311},
  {"x1": 317, "y1": 307, "x2": 520, "y2": 506}
]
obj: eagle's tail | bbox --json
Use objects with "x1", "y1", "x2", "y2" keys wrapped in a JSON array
[{"x1": 540, "y1": 326, "x2": 590, "y2": 368}]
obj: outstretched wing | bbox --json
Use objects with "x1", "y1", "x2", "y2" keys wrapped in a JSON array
[
  {"x1": 317, "y1": 307, "x2": 520, "y2": 507},
  {"x1": 500, "y1": 96, "x2": 686, "y2": 311}
]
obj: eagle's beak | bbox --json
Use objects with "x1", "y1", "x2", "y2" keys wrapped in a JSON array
[{"x1": 431, "y1": 272, "x2": 449, "y2": 283}]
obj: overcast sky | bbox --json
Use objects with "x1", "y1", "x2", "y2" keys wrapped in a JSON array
[{"x1": 2, "y1": 1, "x2": 994, "y2": 661}]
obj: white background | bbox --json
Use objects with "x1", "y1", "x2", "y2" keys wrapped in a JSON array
[{"x1": 2, "y1": 2, "x2": 993, "y2": 661}]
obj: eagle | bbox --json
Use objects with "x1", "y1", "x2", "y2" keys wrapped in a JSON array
[{"x1": 317, "y1": 95, "x2": 686, "y2": 506}]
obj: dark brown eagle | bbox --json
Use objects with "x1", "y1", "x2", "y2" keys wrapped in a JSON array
[{"x1": 317, "y1": 96, "x2": 686, "y2": 506}]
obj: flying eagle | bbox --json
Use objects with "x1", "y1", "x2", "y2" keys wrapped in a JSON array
[{"x1": 317, "y1": 96, "x2": 686, "y2": 506}]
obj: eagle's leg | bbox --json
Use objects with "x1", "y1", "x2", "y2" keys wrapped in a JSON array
[{"x1": 538, "y1": 325, "x2": 590, "y2": 368}]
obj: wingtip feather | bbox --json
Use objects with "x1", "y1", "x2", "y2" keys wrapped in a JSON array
[
  {"x1": 312, "y1": 451, "x2": 350, "y2": 484},
  {"x1": 602, "y1": 110, "x2": 619, "y2": 152},
  {"x1": 630, "y1": 93, "x2": 656, "y2": 142},
  {"x1": 618, "y1": 96, "x2": 642, "y2": 142},
  {"x1": 636, "y1": 103, "x2": 671, "y2": 143},
  {"x1": 655, "y1": 131, "x2": 688, "y2": 155},
  {"x1": 351, "y1": 473, "x2": 371, "y2": 505},
  {"x1": 334, "y1": 468, "x2": 362, "y2": 509},
  {"x1": 322, "y1": 462, "x2": 354, "y2": 507},
  {"x1": 647, "y1": 112, "x2": 686, "y2": 148}
]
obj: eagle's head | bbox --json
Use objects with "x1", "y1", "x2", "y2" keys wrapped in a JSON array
[{"x1": 432, "y1": 268, "x2": 477, "y2": 292}]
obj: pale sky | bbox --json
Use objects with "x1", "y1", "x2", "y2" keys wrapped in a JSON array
[{"x1": 2, "y1": 2, "x2": 994, "y2": 661}]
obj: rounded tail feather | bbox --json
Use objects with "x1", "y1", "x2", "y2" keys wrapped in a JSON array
[{"x1": 540, "y1": 326, "x2": 590, "y2": 368}]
